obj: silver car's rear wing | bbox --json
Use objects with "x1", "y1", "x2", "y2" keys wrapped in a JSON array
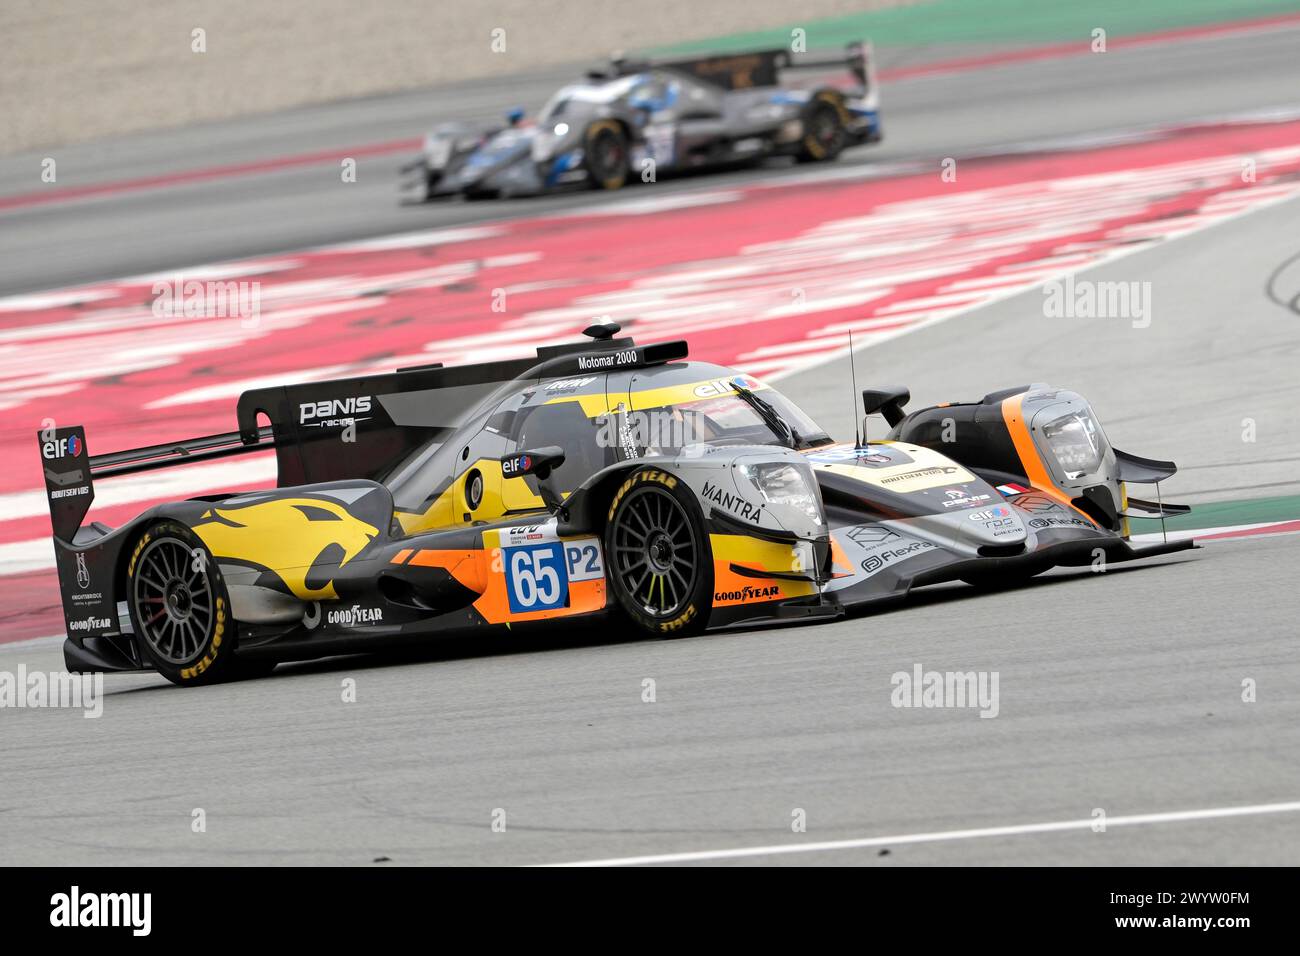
[{"x1": 623, "y1": 41, "x2": 876, "y2": 95}]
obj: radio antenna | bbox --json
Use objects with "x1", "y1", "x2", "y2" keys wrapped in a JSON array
[
  {"x1": 848, "y1": 331, "x2": 862, "y2": 449},
  {"x1": 1156, "y1": 479, "x2": 1167, "y2": 545}
]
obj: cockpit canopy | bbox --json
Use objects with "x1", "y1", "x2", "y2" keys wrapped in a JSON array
[{"x1": 384, "y1": 361, "x2": 832, "y2": 516}]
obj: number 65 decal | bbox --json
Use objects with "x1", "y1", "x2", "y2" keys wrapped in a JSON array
[{"x1": 504, "y1": 543, "x2": 568, "y2": 613}]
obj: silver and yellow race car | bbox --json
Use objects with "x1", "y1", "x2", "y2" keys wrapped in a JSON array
[{"x1": 40, "y1": 323, "x2": 1191, "y2": 686}]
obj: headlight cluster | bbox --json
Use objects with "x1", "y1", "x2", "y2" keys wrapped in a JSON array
[
  {"x1": 530, "y1": 133, "x2": 555, "y2": 163},
  {"x1": 738, "y1": 462, "x2": 823, "y2": 528},
  {"x1": 1041, "y1": 410, "x2": 1105, "y2": 479},
  {"x1": 423, "y1": 136, "x2": 453, "y2": 168},
  {"x1": 531, "y1": 124, "x2": 572, "y2": 163}
]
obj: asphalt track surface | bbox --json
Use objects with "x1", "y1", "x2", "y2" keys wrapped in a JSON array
[{"x1": 1, "y1": 24, "x2": 1299, "y2": 866}]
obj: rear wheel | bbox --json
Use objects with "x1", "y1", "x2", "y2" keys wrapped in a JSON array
[
  {"x1": 605, "y1": 469, "x2": 712, "y2": 637},
  {"x1": 797, "y1": 94, "x2": 848, "y2": 163},
  {"x1": 126, "y1": 522, "x2": 264, "y2": 685},
  {"x1": 585, "y1": 121, "x2": 629, "y2": 190}
]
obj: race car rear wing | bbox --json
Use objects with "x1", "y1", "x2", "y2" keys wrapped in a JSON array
[
  {"x1": 236, "y1": 337, "x2": 687, "y2": 488},
  {"x1": 39, "y1": 334, "x2": 689, "y2": 541},
  {"x1": 626, "y1": 41, "x2": 875, "y2": 94},
  {"x1": 37, "y1": 423, "x2": 279, "y2": 542}
]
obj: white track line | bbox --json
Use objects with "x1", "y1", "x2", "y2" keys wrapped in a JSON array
[{"x1": 539, "y1": 799, "x2": 1300, "y2": 867}]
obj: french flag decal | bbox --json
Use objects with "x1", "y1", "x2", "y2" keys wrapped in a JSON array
[{"x1": 997, "y1": 482, "x2": 1031, "y2": 496}]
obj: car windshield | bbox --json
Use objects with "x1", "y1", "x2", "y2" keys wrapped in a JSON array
[
  {"x1": 629, "y1": 385, "x2": 831, "y2": 455},
  {"x1": 538, "y1": 94, "x2": 569, "y2": 122}
]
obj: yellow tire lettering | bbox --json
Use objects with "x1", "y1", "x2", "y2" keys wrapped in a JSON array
[
  {"x1": 127, "y1": 533, "x2": 151, "y2": 578},
  {"x1": 659, "y1": 604, "x2": 697, "y2": 632}
]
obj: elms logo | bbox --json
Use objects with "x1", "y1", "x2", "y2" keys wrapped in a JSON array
[{"x1": 42, "y1": 434, "x2": 82, "y2": 460}]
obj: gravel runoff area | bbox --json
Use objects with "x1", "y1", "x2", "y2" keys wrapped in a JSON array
[{"x1": 0, "y1": 0, "x2": 916, "y2": 155}]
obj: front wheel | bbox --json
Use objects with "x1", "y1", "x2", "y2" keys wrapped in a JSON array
[
  {"x1": 605, "y1": 469, "x2": 712, "y2": 637},
  {"x1": 125, "y1": 522, "x2": 253, "y2": 686},
  {"x1": 584, "y1": 120, "x2": 629, "y2": 190}
]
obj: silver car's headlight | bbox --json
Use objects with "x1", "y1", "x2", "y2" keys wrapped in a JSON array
[
  {"x1": 738, "y1": 462, "x2": 823, "y2": 528},
  {"x1": 1041, "y1": 410, "x2": 1105, "y2": 479},
  {"x1": 424, "y1": 136, "x2": 453, "y2": 168},
  {"x1": 531, "y1": 124, "x2": 570, "y2": 163},
  {"x1": 530, "y1": 134, "x2": 555, "y2": 163}
]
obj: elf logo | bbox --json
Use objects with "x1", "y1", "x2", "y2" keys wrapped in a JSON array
[
  {"x1": 299, "y1": 396, "x2": 372, "y2": 425},
  {"x1": 42, "y1": 434, "x2": 82, "y2": 459},
  {"x1": 502, "y1": 454, "x2": 532, "y2": 477},
  {"x1": 693, "y1": 375, "x2": 761, "y2": 398}
]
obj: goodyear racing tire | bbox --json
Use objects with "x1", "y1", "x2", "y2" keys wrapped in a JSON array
[
  {"x1": 125, "y1": 522, "x2": 261, "y2": 686},
  {"x1": 605, "y1": 468, "x2": 712, "y2": 638},
  {"x1": 797, "y1": 93, "x2": 848, "y2": 163},
  {"x1": 585, "y1": 120, "x2": 629, "y2": 190}
]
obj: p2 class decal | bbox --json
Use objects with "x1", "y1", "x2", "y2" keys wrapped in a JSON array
[
  {"x1": 562, "y1": 538, "x2": 605, "y2": 582},
  {"x1": 504, "y1": 541, "x2": 570, "y2": 613}
]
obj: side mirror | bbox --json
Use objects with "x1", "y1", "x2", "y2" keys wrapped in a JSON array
[
  {"x1": 502, "y1": 447, "x2": 567, "y2": 512},
  {"x1": 862, "y1": 386, "x2": 910, "y2": 428},
  {"x1": 502, "y1": 446, "x2": 565, "y2": 480}
]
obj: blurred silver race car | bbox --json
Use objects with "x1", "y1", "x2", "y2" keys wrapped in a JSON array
[{"x1": 401, "y1": 43, "x2": 882, "y2": 200}]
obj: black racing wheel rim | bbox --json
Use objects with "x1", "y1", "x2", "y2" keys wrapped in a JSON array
[
  {"x1": 611, "y1": 486, "x2": 700, "y2": 620},
  {"x1": 808, "y1": 102, "x2": 842, "y2": 155},
  {"x1": 590, "y1": 128, "x2": 626, "y2": 181},
  {"x1": 132, "y1": 536, "x2": 215, "y2": 665}
]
